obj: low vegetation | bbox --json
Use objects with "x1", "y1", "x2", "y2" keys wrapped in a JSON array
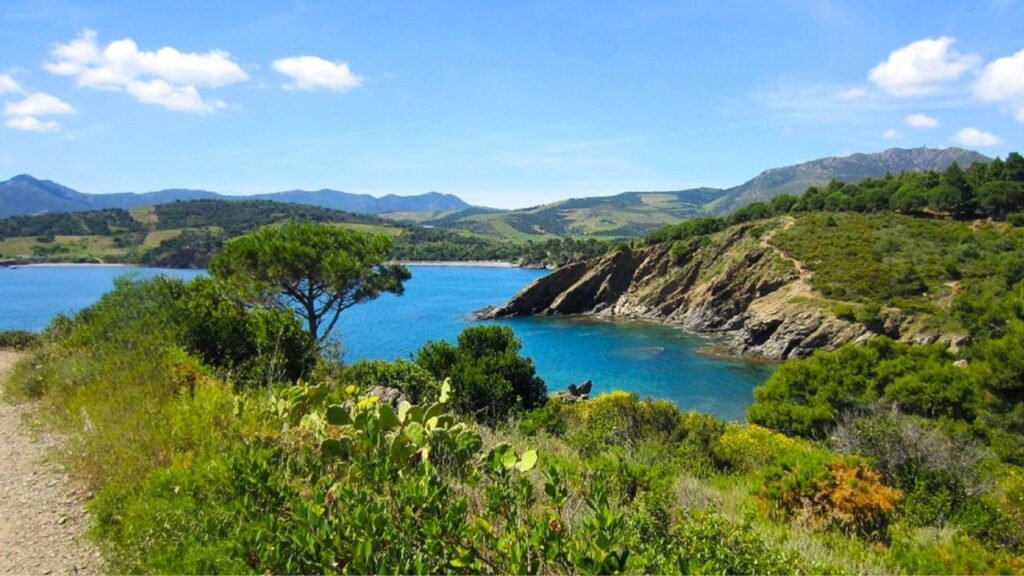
[
  {"x1": 5, "y1": 155, "x2": 1024, "y2": 573},
  {"x1": 2, "y1": 221, "x2": 1020, "y2": 574},
  {"x1": 0, "y1": 199, "x2": 611, "y2": 268}
]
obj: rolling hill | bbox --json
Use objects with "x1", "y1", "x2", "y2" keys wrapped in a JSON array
[
  {"x1": 1, "y1": 147, "x2": 990, "y2": 238},
  {"x1": 406, "y1": 147, "x2": 991, "y2": 240},
  {"x1": 0, "y1": 175, "x2": 470, "y2": 218},
  {"x1": 417, "y1": 188, "x2": 727, "y2": 240}
]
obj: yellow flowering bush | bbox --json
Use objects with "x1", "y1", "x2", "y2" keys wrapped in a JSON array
[{"x1": 712, "y1": 424, "x2": 811, "y2": 472}]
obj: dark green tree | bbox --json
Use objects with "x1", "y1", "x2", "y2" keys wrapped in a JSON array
[
  {"x1": 416, "y1": 325, "x2": 547, "y2": 423},
  {"x1": 209, "y1": 221, "x2": 410, "y2": 343}
]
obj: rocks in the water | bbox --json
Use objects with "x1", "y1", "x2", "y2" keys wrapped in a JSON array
[{"x1": 552, "y1": 380, "x2": 592, "y2": 403}]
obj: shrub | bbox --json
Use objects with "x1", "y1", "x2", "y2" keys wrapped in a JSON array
[
  {"x1": 711, "y1": 423, "x2": 811, "y2": 472},
  {"x1": 171, "y1": 276, "x2": 317, "y2": 386},
  {"x1": 887, "y1": 526, "x2": 1021, "y2": 575},
  {"x1": 762, "y1": 453, "x2": 902, "y2": 536},
  {"x1": 559, "y1": 391, "x2": 681, "y2": 456},
  {"x1": 831, "y1": 409, "x2": 988, "y2": 527},
  {"x1": 416, "y1": 325, "x2": 546, "y2": 423},
  {"x1": 749, "y1": 337, "x2": 980, "y2": 438},
  {"x1": 673, "y1": 512, "x2": 805, "y2": 575},
  {"x1": 832, "y1": 303, "x2": 857, "y2": 322},
  {"x1": 0, "y1": 329, "x2": 40, "y2": 350},
  {"x1": 341, "y1": 359, "x2": 438, "y2": 403}
]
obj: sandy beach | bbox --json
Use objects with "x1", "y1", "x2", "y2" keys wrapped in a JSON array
[
  {"x1": 395, "y1": 260, "x2": 517, "y2": 268},
  {"x1": 16, "y1": 262, "x2": 129, "y2": 268}
]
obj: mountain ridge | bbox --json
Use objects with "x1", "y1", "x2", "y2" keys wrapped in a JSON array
[
  {"x1": 0, "y1": 176, "x2": 471, "y2": 218},
  {"x1": 416, "y1": 147, "x2": 992, "y2": 239},
  {"x1": 0, "y1": 147, "x2": 991, "y2": 227}
]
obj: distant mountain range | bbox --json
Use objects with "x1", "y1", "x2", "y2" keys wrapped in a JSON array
[
  {"x1": 418, "y1": 147, "x2": 991, "y2": 239},
  {"x1": 708, "y1": 146, "x2": 990, "y2": 214},
  {"x1": 0, "y1": 176, "x2": 471, "y2": 218},
  {"x1": 0, "y1": 147, "x2": 992, "y2": 236}
]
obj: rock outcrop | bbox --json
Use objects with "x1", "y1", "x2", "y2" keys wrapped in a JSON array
[{"x1": 479, "y1": 221, "x2": 949, "y2": 360}]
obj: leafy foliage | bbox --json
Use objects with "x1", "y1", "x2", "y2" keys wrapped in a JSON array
[
  {"x1": 416, "y1": 325, "x2": 547, "y2": 423},
  {"x1": 210, "y1": 222, "x2": 410, "y2": 342},
  {"x1": 748, "y1": 337, "x2": 979, "y2": 439}
]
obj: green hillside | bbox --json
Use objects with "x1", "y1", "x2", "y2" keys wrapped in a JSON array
[
  {"x1": 0, "y1": 199, "x2": 610, "y2": 268},
  {"x1": 415, "y1": 188, "x2": 725, "y2": 241}
]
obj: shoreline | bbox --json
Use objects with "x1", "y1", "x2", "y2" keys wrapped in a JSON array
[
  {"x1": 4, "y1": 260, "x2": 525, "y2": 270},
  {"x1": 2, "y1": 262, "x2": 130, "y2": 268},
  {"x1": 395, "y1": 260, "x2": 517, "y2": 268}
]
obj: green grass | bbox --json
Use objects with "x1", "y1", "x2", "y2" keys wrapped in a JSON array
[
  {"x1": 0, "y1": 234, "x2": 130, "y2": 261},
  {"x1": 142, "y1": 229, "x2": 183, "y2": 247}
]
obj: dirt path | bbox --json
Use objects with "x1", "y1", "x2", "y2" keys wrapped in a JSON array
[
  {"x1": 0, "y1": 350, "x2": 103, "y2": 575},
  {"x1": 761, "y1": 216, "x2": 814, "y2": 284}
]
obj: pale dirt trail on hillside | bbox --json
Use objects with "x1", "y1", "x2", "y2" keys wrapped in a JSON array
[{"x1": 0, "y1": 350, "x2": 103, "y2": 575}]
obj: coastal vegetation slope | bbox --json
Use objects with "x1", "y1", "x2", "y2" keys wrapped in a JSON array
[{"x1": 3, "y1": 217, "x2": 1022, "y2": 572}]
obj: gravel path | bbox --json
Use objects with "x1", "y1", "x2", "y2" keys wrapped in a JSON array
[{"x1": 0, "y1": 350, "x2": 104, "y2": 575}]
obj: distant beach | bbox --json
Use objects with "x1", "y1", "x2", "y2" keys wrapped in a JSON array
[
  {"x1": 20, "y1": 263, "x2": 128, "y2": 268},
  {"x1": 396, "y1": 260, "x2": 516, "y2": 268}
]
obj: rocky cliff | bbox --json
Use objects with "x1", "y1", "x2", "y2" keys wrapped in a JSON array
[{"x1": 480, "y1": 221, "x2": 949, "y2": 360}]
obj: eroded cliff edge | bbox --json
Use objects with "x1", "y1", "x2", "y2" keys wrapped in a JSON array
[{"x1": 479, "y1": 220, "x2": 955, "y2": 360}]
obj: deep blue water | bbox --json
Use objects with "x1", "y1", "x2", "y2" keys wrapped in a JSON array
[{"x1": 0, "y1": 264, "x2": 773, "y2": 420}]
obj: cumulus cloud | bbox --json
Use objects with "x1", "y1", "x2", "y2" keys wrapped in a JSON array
[
  {"x1": 0, "y1": 74, "x2": 23, "y2": 94},
  {"x1": 4, "y1": 116, "x2": 62, "y2": 133},
  {"x1": 883, "y1": 128, "x2": 899, "y2": 139},
  {"x1": 954, "y1": 127, "x2": 1001, "y2": 147},
  {"x1": 2, "y1": 92, "x2": 75, "y2": 133},
  {"x1": 973, "y1": 48, "x2": 1024, "y2": 124},
  {"x1": 868, "y1": 37, "x2": 979, "y2": 96},
  {"x1": 835, "y1": 87, "x2": 868, "y2": 100},
  {"x1": 45, "y1": 29, "x2": 248, "y2": 112},
  {"x1": 3, "y1": 92, "x2": 75, "y2": 116},
  {"x1": 272, "y1": 56, "x2": 362, "y2": 92},
  {"x1": 905, "y1": 113, "x2": 938, "y2": 128}
]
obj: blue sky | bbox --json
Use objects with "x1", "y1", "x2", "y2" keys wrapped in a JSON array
[{"x1": 1, "y1": 1, "x2": 1022, "y2": 208}]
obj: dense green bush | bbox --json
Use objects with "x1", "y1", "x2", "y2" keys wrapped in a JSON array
[
  {"x1": 748, "y1": 337, "x2": 978, "y2": 438},
  {"x1": 0, "y1": 329, "x2": 40, "y2": 350},
  {"x1": 416, "y1": 325, "x2": 547, "y2": 423},
  {"x1": 341, "y1": 358, "x2": 438, "y2": 402},
  {"x1": 169, "y1": 277, "x2": 317, "y2": 386}
]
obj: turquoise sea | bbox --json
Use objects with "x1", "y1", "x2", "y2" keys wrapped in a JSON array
[{"x1": 0, "y1": 264, "x2": 773, "y2": 420}]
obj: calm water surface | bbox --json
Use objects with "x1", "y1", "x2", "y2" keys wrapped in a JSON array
[{"x1": 0, "y1": 264, "x2": 773, "y2": 420}]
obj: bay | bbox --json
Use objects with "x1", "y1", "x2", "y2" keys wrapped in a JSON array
[{"x1": 0, "y1": 264, "x2": 773, "y2": 420}]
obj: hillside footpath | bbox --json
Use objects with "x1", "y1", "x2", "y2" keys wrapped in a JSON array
[{"x1": 0, "y1": 351, "x2": 102, "y2": 575}]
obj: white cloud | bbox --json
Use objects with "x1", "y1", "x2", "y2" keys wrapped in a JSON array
[
  {"x1": 4, "y1": 116, "x2": 61, "y2": 133},
  {"x1": 0, "y1": 74, "x2": 23, "y2": 94},
  {"x1": 272, "y1": 56, "x2": 362, "y2": 92},
  {"x1": 125, "y1": 79, "x2": 224, "y2": 112},
  {"x1": 3, "y1": 92, "x2": 75, "y2": 117},
  {"x1": 835, "y1": 87, "x2": 868, "y2": 100},
  {"x1": 974, "y1": 48, "x2": 1024, "y2": 124},
  {"x1": 905, "y1": 113, "x2": 938, "y2": 128},
  {"x1": 954, "y1": 127, "x2": 1001, "y2": 147},
  {"x1": 974, "y1": 48, "x2": 1024, "y2": 102},
  {"x1": 2, "y1": 92, "x2": 75, "y2": 134},
  {"x1": 868, "y1": 37, "x2": 980, "y2": 96},
  {"x1": 883, "y1": 128, "x2": 899, "y2": 139},
  {"x1": 45, "y1": 29, "x2": 248, "y2": 112}
]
